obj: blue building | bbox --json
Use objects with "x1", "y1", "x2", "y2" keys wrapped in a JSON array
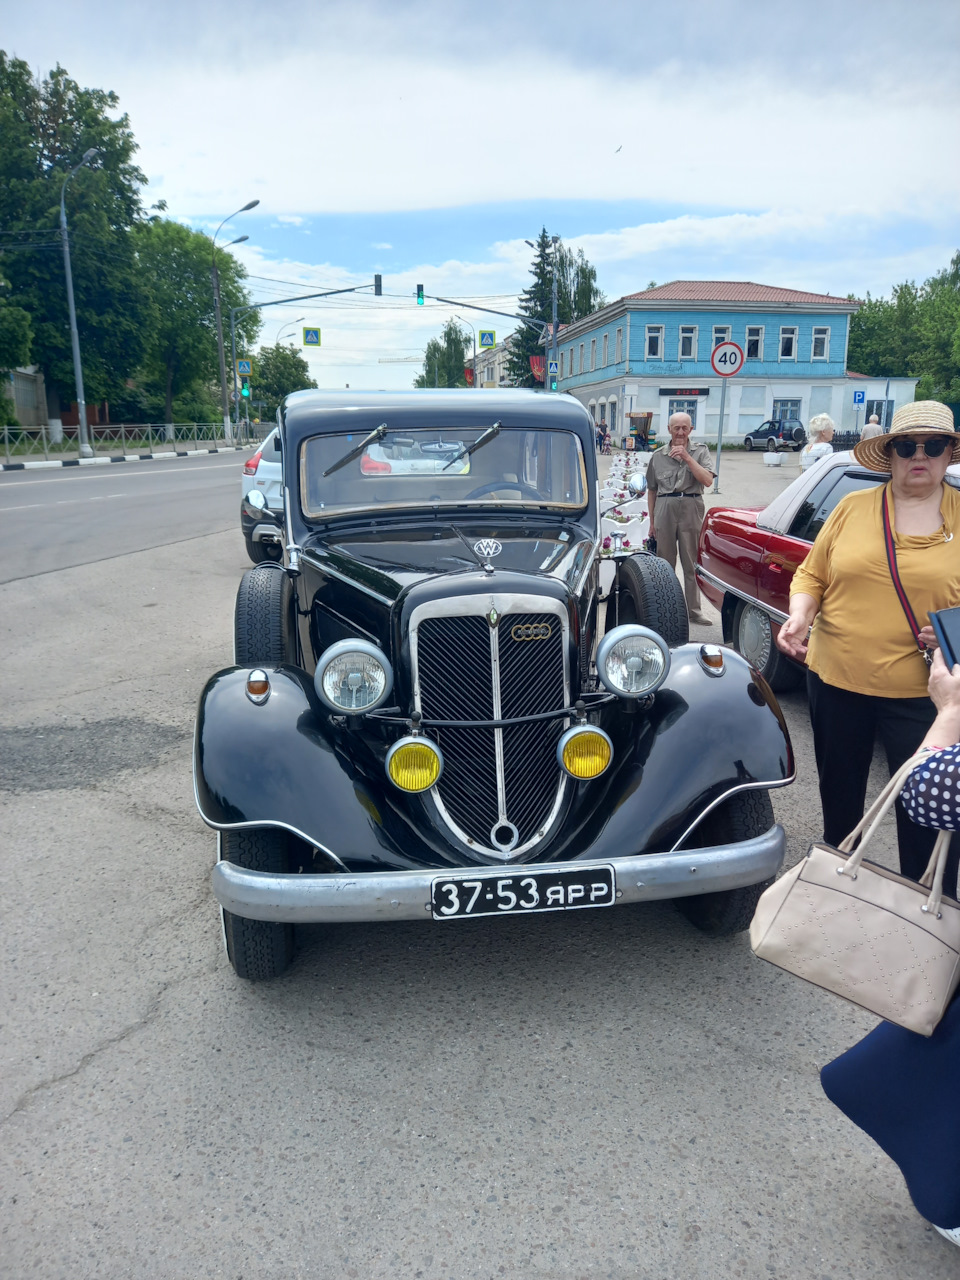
[{"x1": 555, "y1": 281, "x2": 916, "y2": 441}]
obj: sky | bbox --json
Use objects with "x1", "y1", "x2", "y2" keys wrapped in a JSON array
[{"x1": 5, "y1": 0, "x2": 960, "y2": 390}]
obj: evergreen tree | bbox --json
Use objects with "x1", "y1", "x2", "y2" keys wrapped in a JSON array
[{"x1": 414, "y1": 320, "x2": 472, "y2": 388}]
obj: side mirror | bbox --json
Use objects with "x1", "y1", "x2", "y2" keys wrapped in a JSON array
[
  {"x1": 243, "y1": 489, "x2": 280, "y2": 523},
  {"x1": 627, "y1": 473, "x2": 647, "y2": 497}
]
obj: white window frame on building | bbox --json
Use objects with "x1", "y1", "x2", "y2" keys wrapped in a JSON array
[
  {"x1": 745, "y1": 326, "x2": 764, "y2": 360},
  {"x1": 779, "y1": 327, "x2": 798, "y2": 360},
  {"x1": 773, "y1": 398, "x2": 802, "y2": 422},
  {"x1": 645, "y1": 325, "x2": 664, "y2": 359},
  {"x1": 598, "y1": 400, "x2": 607, "y2": 424},
  {"x1": 615, "y1": 327, "x2": 623, "y2": 362},
  {"x1": 811, "y1": 326, "x2": 830, "y2": 360},
  {"x1": 602, "y1": 333, "x2": 608, "y2": 367},
  {"x1": 713, "y1": 325, "x2": 731, "y2": 348},
  {"x1": 590, "y1": 338, "x2": 597, "y2": 371},
  {"x1": 569, "y1": 346, "x2": 575, "y2": 374},
  {"x1": 679, "y1": 325, "x2": 698, "y2": 360},
  {"x1": 579, "y1": 343, "x2": 585, "y2": 374},
  {"x1": 668, "y1": 397, "x2": 699, "y2": 429},
  {"x1": 608, "y1": 398, "x2": 617, "y2": 433}
]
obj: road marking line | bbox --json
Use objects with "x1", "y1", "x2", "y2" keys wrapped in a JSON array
[{"x1": 0, "y1": 462, "x2": 242, "y2": 487}]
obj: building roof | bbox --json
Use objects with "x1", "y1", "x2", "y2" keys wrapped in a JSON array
[{"x1": 624, "y1": 280, "x2": 859, "y2": 307}]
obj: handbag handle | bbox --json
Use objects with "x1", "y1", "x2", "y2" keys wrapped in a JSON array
[{"x1": 836, "y1": 751, "x2": 952, "y2": 917}]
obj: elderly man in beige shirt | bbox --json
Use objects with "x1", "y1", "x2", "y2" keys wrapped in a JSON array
[
  {"x1": 860, "y1": 413, "x2": 883, "y2": 440},
  {"x1": 646, "y1": 412, "x2": 715, "y2": 625}
]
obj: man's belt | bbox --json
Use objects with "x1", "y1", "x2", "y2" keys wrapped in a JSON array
[{"x1": 656, "y1": 491, "x2": 702, "y2": 498}]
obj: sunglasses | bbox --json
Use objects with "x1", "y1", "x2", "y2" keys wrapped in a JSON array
[{"x1": 888, "y1": 436, "x2": 951, "y2": 459}]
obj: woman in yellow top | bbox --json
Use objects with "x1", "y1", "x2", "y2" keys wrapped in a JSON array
[{"x1": 777, "y1": 401, "x2": 960, "y2": 890}]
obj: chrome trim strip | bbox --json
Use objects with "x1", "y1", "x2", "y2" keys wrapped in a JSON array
[
  {"x1": 211, "y1": 824, "x2": 787, "y2": 923},
  {"x1": 695, "y1": 566, "x2": 789, "y2": 626},
  {"x1": 409, "y1": 594, "x2": 571, "y2": 863},
  {"x1": 488, "y1": 623, "x2": 508, "y2": 823},
  {"x1": 669, "y1": 776, "x2": 796, "y2": 852},
  {"x1": 304, "y1": 554, "x2": 394, "y2": 605}
]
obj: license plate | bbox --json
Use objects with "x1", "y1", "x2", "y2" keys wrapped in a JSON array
[{"x1": 431, "y1": 865, "x2": 616, "y2": 921}]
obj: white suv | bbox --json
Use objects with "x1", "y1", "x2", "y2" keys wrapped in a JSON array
[{"x1": 240, "y1": 428, "x2": 284, "y2": 562}]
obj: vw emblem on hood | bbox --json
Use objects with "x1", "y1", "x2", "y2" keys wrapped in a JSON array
[{"x1": 474, "y1": 538, "x2": 502, "y2": 558}]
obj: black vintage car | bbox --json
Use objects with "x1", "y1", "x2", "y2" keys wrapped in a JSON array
[{"x1": 194, "y1": 390, "x2": 794, "y2": 980}]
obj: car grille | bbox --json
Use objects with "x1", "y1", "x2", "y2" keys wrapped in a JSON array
[{"x1": 415, "y1": 608, "x2": 568, "y2": 859}]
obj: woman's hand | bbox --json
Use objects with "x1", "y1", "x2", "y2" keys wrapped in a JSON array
[
  {"x1": 929, "y1": 648, "x2": 960, "y2": 714},
  {"x1": 776, "y1": 593, "x2": 819, "y2": 661},
  {"x1": 919, "y1": 624, "x2": 939, "y2": 651}
]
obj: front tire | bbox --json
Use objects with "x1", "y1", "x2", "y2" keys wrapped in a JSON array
[
  {"x1": 732, "y1": 600, "x2": 804, "y2": 692},
  {"x1": 220, "y1": 828, "x2": 295, "y2": 980},
  {"x1": 675, "y1": 791, "x2": 776, "y2": 936},
  {"x1": 606, "y1": 554, "x2": 689, "y2": 647},
  {"x1": 235, "y1": 564, "x2": 292, "y2": 665}
]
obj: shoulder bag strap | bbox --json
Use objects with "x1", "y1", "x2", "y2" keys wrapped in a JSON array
[{"x1": 882, "y1": 486, "x2": 931, "y2": 663}]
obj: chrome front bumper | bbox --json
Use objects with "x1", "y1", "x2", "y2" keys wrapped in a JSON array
[{"x1": 212, "y1": 824, "x2": 785, "y2": 923}]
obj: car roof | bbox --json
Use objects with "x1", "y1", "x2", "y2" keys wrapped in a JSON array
[
  {"x1": 280, "y1": 388, "x2": 596, "y2": 449},
  {"x1": 757, "y1": 450, "x2": 960, "y2": 532}
]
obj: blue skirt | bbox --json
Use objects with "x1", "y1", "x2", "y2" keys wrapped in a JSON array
[{"x1": 821, "y1": 996, "x2": 960, "y2": 1229}]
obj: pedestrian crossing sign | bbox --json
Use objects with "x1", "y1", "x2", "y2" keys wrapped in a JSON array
[
  {"x1": 548, "y1": 359, "x2": 559, "y2": 375},
  {"x1": 236, "y1": 358, "x2": 252, "y2": 375},
  {"x1": 479, "y1": 330, "x2": 495, "y2": 348},
  {"x1": 303, "y1": 328, "x2": 321, "y2": 346}
]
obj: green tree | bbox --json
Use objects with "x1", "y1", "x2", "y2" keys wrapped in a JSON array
[
  {"x1": 414, "y1": 320, "x2": 472, "y2": 388},
  {"x1": 132, "y1": 219, "x2": 258, "y2": 422},
  {"x1": 847, "y1": 252, "x2": 960, "y2": 402},
  {"x1": 0, "y1": 52, "x2": 154, "y2": 418},
  {"x1": 252, "y1": 343, "x2": 317, "y2": 420},
  {"x1": 507, "y1": 229, "x2": 606, "y2": 386}
]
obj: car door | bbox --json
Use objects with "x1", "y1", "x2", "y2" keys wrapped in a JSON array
[{"x1": 757, "y1": 468, "x2": 884, "y2": 613}]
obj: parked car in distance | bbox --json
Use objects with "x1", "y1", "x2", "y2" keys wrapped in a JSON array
[
  {"x1": 696, "y1": 451, "x2": 960, "y2": 691},
  {"x1": 196, "y1": 389, "x2": 794, "y2": 981},
  {"x1": 240, "y1": 427, "x2": 284, "y2": 562},
  {"x1": 742, "y1": 419, "x2": 807, "y2": 452}
]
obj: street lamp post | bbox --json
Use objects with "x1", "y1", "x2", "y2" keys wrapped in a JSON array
[
  {"x1": 60, "y1": 148, "x2": 99, "y2": 458},
  {"x1": 453, "y1": 315, "x2": 477, "y2": 388},
  {"x1": 276, "y1": 316, "x2": 305, "y2": 345},
  {"x1": 212, "y1": 200, "x2": 259, "y2": 443}
]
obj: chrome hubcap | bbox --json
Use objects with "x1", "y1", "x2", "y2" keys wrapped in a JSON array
[{"x1": 738, "y1": 605, "x2": 772, "y2": 670}]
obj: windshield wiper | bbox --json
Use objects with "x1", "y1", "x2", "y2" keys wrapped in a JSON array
[
  {"x1": 442, "y1": 419, "x2": 502, "y2": 471},
  {"x1": 323, "y1": 422, "x2": 388, "y2": 477}
]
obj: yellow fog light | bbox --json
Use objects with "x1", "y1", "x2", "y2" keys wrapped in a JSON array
[
  {"x1": 385, "y1": 736, "x2": 444, "y2": 792},
  {"x1": 245, "y1": 669, "x2": 271, "y2": 704},
  {"x1": 557, "y1": 726, "x2": 613, "y2": 780}
]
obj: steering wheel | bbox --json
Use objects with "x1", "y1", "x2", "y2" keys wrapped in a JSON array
[{"x1": 464, "y1": 480, "x2": 542, "y2": 500}]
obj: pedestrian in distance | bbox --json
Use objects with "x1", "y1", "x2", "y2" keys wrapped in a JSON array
[
  {"x1": 860, "y1": 412, "x2": 883, "y2": 440},
  {"x1": 645, "y1": 412, "x2": 715, "y2": 626},
  {"x1": 821, "y1": 647, "x2": 960, "y2": 1251},
  {"x1": 776, "y1": 400, "x2": 960, "y2": 892},
  {"x1": 799, "y1": 413, "x2": 835, "y2": 470}
]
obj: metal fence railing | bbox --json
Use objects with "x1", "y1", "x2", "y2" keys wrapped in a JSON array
[{"x1": 2, "y1": 420, "x2": 260, "y2": 465}]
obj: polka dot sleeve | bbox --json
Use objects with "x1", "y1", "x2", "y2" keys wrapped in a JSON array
[{"x1": 899, "y1": 745, "x2": 960, "y2": 831}]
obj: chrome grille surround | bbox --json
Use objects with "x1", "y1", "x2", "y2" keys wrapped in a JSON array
[{"x1": 409, "y1": 594, "x2": 570, "y2": 863}]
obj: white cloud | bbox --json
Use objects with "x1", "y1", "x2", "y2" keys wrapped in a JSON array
[
  {"x1": 372, "y1": 242, "x2": 393, "y2": 250},
  {"x1": 276, "y1": 215, "x2": 304, "y2": 226}
]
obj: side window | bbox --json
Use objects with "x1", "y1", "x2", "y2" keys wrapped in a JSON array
[{"x1": 787, "y1": 471, "x2": 881, "y2": 542}]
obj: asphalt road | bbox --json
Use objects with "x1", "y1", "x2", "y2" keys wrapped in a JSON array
[{"x1": 0, "y1": 447, "x2": 951, "y2": 1280}]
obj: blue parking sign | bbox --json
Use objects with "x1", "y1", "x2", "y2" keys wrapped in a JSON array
[{"x1": 853, "y1": 389, "x2": 865, "y2": 405}]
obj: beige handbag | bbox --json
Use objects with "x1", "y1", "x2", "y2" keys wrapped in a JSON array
[{"x1": 750, "y1": 753, "x2": 960, "y2": 1036}]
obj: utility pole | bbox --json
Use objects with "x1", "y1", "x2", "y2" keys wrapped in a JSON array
[{"x1": 60, "y1": 149, "x2": 99, "y2": 458}]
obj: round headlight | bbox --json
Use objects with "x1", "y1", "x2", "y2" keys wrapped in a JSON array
[
  {"x1": 314, "y1": 639, "x2": 393, "y2": 714},
  {"x1": 386, "y1": 736, "x2": 444, "y2": 792},
  {"x1": 557, "y1": 726, "x2": 613, "y2": 780},
  {"x1": 596, "y1": 625, "x2": 670, "y2": 698}
]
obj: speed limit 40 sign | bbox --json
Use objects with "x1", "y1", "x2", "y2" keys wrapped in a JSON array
[{"x1": 711, "y1": 341, "x2": 744, "y2": 377}]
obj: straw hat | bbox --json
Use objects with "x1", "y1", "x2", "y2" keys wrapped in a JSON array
[{"x1": 852, "y1": 400, "x2": 960, "y2": 472}]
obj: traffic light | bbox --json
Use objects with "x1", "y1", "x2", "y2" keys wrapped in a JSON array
[
  {"x1": 374, "y1": 274, "x2": 382, "y2": 296},
  {"x1": 416, "y1": 284, "x2": 424, "y2": 305},
  {"x1": 240, "y1": 376, "x2": 250, "y2": 399},
  {"x1": 550, "y1": 376, "x2": 558, "y2": 392}
]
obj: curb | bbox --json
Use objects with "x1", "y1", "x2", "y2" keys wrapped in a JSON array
[{"x1": 1, "y1": 446, "x2": 247, "y2": 472}]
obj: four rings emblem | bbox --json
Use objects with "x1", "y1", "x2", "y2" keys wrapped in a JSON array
[
  {"x1": 511, "y1": 622, "x2": 552, "y2": 642},
  {"x1": 474, "y1": 539, "x2": 502, "y2": 558}
]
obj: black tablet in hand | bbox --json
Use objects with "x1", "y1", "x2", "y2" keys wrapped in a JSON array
[{"x1": 930, "y1": 606, "x2": 960, "y2": 669}]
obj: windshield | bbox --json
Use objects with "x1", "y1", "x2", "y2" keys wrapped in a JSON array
[{"x1": 300, "y1": 426, "x2": 588, "y2": 518}]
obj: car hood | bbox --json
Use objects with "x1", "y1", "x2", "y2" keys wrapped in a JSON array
[{"x1": 308, "y1": 519, "x2": 595, "y2": 597}]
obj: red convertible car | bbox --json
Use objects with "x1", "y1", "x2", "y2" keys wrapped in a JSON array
[{"x1": 696, "y1": 451, "x2": 960, "y2": 691}]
